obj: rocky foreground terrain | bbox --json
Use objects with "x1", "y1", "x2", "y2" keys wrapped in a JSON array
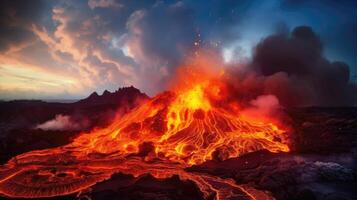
[{"x1": 0, "y1": 88, "x2": 356, "y2": 200}]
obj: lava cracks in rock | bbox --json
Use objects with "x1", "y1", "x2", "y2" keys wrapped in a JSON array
[{"x1": 0, "y1": 85, "x2": 290, "y2": 199}]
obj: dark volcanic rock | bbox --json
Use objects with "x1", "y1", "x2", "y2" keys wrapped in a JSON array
[
  {"x1": 188, "y1": 150, "x2": 357, "y2": 200},
  {"x1": 80, "y1": 173, "x2": 204, "y2": 200},
  {"x1": 287, "y1": 107, "x2": 357, "y2": 153}
]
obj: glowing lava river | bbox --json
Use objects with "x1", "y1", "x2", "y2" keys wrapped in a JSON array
[{"x1": 0, "y1": 77, "x2": 290, "y2": 199}]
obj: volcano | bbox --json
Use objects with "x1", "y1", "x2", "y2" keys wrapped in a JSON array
[{"x1": 0, "y1": 79, "x2": 290, "y2": 199}]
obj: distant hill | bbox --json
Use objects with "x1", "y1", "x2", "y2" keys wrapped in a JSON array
[{"x1": 0, "y1": 86, "x2": 149, "y2": 128}]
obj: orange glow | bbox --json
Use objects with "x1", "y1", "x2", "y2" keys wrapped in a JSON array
[{"x1": 0, "y1": 58, "x2": 290, "y2": 199}]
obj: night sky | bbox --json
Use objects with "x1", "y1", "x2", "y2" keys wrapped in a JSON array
[{"x1": 0, "y1": 0, "x2": 356, "y2": 104}]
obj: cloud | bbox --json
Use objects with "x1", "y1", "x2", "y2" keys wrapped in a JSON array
[
  {"x1": 29, "y1": 2, "x2": 140, "y2": 95},
  {"x1": 124, "y1": 2, "x2": 197, "y2": 93},
  {"x1": 0, "y1": 0, "x2": 161, "y2": 99},
  {"x1": 88, "y1": 0, "x2": 122, "y2": 9},
  {"x1": 0, "y1": 0, "x2": 46, "y2": 52}
]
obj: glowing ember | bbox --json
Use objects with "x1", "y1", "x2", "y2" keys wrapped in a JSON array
[{"x1": 0, "y1": 67, "x2": 289, "y2": 199}]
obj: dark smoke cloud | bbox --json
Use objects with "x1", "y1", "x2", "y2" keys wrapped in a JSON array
[{"x1": 228, "y1": 26, "x2": 357, "y2": 107}]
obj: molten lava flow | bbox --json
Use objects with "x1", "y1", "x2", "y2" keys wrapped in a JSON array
[
  {"x1": 70, "y1": 81, "x2": 289, "y2": 166},
  {"x1": 0, "y1": 76, "x2": 289, "y2": 199}
]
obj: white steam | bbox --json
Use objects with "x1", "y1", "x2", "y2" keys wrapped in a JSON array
[{"x1": 36, "y1": 114, "x2": 84, "y2": 131}]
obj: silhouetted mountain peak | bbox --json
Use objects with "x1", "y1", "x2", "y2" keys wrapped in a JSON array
[
  {"x1": 88, "y1": 92, "x2": 99, "y2": 98},
  {"x1": 77, "y1": 86, "x2": 149, "y2": 106},
  {"x1": 102, "y1": 90, "x2": 111, "y2": 96}
]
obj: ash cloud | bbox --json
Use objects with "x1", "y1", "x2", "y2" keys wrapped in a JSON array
[{"x1": 225, "y1": 26, "x2": 357, "y2": 107}]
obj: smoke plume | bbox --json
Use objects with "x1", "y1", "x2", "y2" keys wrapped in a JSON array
[{"x1": 226, "y1": 26, "x2": 357, "y2": 107}]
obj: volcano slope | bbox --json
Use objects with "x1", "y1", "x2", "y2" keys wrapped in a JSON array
[{"x1": 0, "y1": 83, "x2": 291, "y2": 200}]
